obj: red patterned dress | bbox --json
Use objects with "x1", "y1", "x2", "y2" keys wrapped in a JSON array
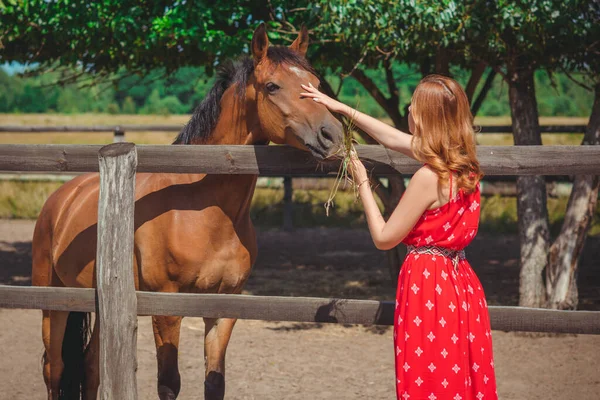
[{"x1": 394, "y1": 174, "x2": 498, "y2": 400}]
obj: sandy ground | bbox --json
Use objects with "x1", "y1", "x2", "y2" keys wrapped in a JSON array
[{"x1": 0, "y1": 219, "x2": 599, "y2": 399}]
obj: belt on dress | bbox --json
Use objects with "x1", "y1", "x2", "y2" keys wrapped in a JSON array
[{"x1": 406, "y1": 245, "x2": 466, "y2": 271}]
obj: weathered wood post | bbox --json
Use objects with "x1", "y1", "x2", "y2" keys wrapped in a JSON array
[
  {"x1": 96, "y1": 142, "x2": 138, "y2": 399},
  {"x1": 113, "y1": 126, "x2": 125, "y2": 143},
  {"x1": 283, "y1": 175, "x2": 293, "y2": 231}
]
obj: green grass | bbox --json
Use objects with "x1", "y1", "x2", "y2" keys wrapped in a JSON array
[
  {"x1": 0, "y1": 181, "x2": 63, "y2": 219},
  {"x1": 2, "y1": 181, "x2": 598, "y2": 237}
]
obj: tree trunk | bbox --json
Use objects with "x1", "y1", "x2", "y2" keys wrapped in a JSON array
[
  {"x1": 435, "y1": 48, "x2": 451, "y2": 76},
  {"x1": 508, "y1": 67, "x2": 550, "y2": 308},
  {"x1": 546, "y1": 84, "x2": 600, "y2": 309},
  {"x1": 465, "y1": 62, "x2": 487, "y2": 103}
]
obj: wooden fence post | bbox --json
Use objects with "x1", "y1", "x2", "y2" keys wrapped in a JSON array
[
  {"x1": 96, "y1": 142, "x2": 138, "y2": 399},
  {"x1": 283, "y1": 175, "x2": 293, "y2": 231},
  {"x1": 113, "y1": 126, "x2": 125, "y2": 143}
]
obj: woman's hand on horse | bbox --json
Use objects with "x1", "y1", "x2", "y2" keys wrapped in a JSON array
[{"x1": 300, "y1": 83, "x2": 348, "y2": 115}]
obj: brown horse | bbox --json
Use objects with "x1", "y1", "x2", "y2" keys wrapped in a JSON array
[{"x1": 32, "y1": 24, "x2": 343, "y2": 400}]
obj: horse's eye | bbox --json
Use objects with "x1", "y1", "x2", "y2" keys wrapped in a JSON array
[{"x1": 266, "y1": 82, "x2": 280, "y2": 93}]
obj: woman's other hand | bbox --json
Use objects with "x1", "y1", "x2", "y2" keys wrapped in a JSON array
[{"x1": 348, "y1": 149, "x2": 368, "y2": 186}]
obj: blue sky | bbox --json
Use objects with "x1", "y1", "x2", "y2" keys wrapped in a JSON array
[{"x1": 1, "y1": 62, "x2": 35, "y2": 75}]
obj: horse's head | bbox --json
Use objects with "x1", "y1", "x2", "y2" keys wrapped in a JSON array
[{"x1": 249, "y1": 24, "x2": 343, "y2": 160}]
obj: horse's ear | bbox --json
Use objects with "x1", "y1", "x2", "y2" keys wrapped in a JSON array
[
  {"x1": 252, "y1": 23, "x2": 269, "y2": 64},
  {"x1": 289, "y1": 25, "x2": 309, "y2": 57}
]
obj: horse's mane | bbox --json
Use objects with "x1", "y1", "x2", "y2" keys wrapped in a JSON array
[{"x1": 173, "y1": 47, "x2": 316, "y2": 145}]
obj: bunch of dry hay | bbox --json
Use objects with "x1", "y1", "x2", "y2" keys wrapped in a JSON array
[{"x1": 324, "y1": 108, "x2": 365, "y2": 216}]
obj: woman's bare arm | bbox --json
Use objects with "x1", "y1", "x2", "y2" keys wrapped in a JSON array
[{"x1": 300, "y1": 83, "x2": 415, "y2": 158}]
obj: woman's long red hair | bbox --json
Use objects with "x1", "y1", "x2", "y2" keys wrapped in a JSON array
[{"x1": 410, "y1": 74, "x2": 483, "y2": 193}]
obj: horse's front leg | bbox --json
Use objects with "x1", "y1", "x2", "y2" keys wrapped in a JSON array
[
  {"x1": 152, "y1": 315, "x2": 183, "y2": 400},
  {"x1": 203, "y1": 317, "x2": 237, "y2": 400}
]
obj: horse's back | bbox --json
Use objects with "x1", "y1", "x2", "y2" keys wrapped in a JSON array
[{"x1": 32, "y1": 172, "x2": 258, "y2": 293}]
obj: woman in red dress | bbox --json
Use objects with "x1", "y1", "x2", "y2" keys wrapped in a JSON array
[{"x1": 301, "y1": 75, "x2": 498, "y2": 399}]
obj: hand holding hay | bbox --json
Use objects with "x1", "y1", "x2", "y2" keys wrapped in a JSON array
[{"x1": 324, "y1": 109, "x2": 369, "y2": 216}]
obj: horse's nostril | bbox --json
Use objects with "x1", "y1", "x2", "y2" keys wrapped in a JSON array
[{"x1": 320, "y1": 127, "x2": 334, "y2": 143}]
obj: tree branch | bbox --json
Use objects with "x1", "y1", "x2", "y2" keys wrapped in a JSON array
[
  {"x1": 561, "y1": 68, "x2": 594, "y2": 91},
  {"x1": 471, "y1": 69, "x2": 497, "y2": 117},
  {"x1": 465, "y1": 61, "x2": 487, "y2": 103},
  {"x1": 352, "y1": 68, "x2": 404, "y2": 128},
  {"x1": 384, "y1": 59, "x2": 399, "y2": 109}
]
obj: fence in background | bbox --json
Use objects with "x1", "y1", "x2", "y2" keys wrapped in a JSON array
[{"x1": 0, "y1": 124, "x2": 593, "y2": 228}]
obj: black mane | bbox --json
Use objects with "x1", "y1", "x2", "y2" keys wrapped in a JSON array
[{"x1": 173, "y1": 47, "x2": 316, "y2": 145}]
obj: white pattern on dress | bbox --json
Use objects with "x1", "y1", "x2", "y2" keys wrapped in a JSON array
[
  {"x1": 411, "y1": 283, "x2": 420, "y2": 294},
  {"x1": 469, "y1": 200, "x2": 480, "y2": 212}
]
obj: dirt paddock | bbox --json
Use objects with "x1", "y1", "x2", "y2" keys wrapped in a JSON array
[{"x1": 0, "y1": 220, "x2": 599, "y2": 399}]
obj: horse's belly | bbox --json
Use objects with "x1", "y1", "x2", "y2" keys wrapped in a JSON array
[{"x1": 135, "y1": 209, "x2": 256, "y2": 294}]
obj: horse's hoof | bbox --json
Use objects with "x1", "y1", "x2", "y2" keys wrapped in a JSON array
[
  {"x1": 204, "y1": 371, "x2": 225, "y2": 400},
  {"x1": 158, "y1": 385, "x2": 178, "y2": 400}
]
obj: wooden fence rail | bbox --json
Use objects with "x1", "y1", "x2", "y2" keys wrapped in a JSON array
[
  {"x1": 0, "y1": 285, "x2": 598, "y2": 335},
  {"x1": 1, "y1": 144, "x2": 600, "y2": 175}
]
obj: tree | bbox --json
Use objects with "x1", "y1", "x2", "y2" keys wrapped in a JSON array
[
  {"x1": 469, "y1": 0, "x2": 599, "y2": 309},
  {"x1": 545, "y1": 2, "x2": 600, "y2": 309}
]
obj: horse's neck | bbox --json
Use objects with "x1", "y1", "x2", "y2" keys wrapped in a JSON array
[
  {"x1": 194, "y1": 84, "x2": 261, "y2": 220},
  {"x1": 202, "y1": 84, "x2": 263, "y2": 146}
]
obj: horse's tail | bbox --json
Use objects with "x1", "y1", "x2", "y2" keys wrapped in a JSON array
[{"x1": 58, "y1": 311, "x2": 92, "y2": 399}]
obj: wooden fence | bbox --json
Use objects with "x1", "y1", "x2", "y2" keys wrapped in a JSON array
[
  {"x1": 0, "y1": 143, "x2": 599, "y2": 398},
  {"x1": 0, "y1": 124, "x2": 591, "y2": 229}
]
